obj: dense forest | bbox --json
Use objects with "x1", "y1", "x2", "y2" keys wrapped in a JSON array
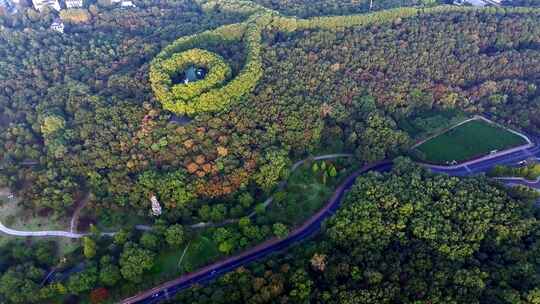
[
  {"x1": 2, "y1": 0, "x2": 540, "y2": 303},
  {"x1": 3, "y1": 6, "x2": 540, "y2": 220},
  {"x1": 173, "y1": 159, "x2": 540, "y2": 303},
  {"x1": 0, "y1": 0, "x2": 253, "y2": 216}
]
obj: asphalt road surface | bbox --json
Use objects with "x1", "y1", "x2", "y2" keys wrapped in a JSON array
[
  {"x1": 120, "y1": 161, "x2": 394, "y2": 304},
  {"x1": 495, "y1": 176, "x2": 540, "y2": 191},
  {"x1": 3, "y1": 146, "x2": 538, "y2": 303},
  {"x1": 121, "y1": 143, "x2": 540, "y2": 304},
  {"x1": 426, "y1": 140, "x2": 540, "y2": 177}
]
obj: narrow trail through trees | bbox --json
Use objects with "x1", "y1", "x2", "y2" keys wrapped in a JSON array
[{"x1": 0, "y1": 154, "x2": 353, "y2": 238}]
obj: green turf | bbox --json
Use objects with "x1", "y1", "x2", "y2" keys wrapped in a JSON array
[
  {"x1": 264, "y1": 160, "x2": 354, "y2": 225},
  {"x1": 183, "y1": 236, "x2": 220, "y2": 270},
  {"x1": 152, "y1": 234, "x2": 220, "y2": 279},
  {"x1": 414, "y1": 120, "x2": 527, "y2": 164}
]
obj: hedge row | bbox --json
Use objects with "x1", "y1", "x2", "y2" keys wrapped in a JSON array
[
  {"x1": 149, "y1": 17, "x2": 268, "y2": 115},
  {"x1": 196, "y1": 0, "x2": 275, "y2": 15},
  {"x1": 150, "y1": 4, "x2": 540, "y2": 115},
  {"x1": 152, "y1": 49, "x2": 231, "y2": 109},
  {"x1": 272, "y1": 6, "x2": 540, "y2": 32}
]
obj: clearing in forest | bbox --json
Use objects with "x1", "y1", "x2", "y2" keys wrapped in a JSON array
[{"x1": 413, "y1": 119, "x2": 528, "y2": 164}]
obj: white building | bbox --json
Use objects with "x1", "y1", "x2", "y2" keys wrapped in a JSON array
[
  {"x1": 50, "y1": 19, "x2": 64, "y2": 33},
  {"x1": 120, "y1": 0, "x2": 135, "y2": 7},
  {"x1": 33, "y1": 0, "x2": 60, "y2": 11},
  {"x1": 150, "y1": 195, "x2": 162, "y2": 216},
  {"x1": 454, "y1": 0, "x2": 501, "y2": 6},
  {"x1": 111, "y1": 0, "x2": 135, "y2": 7},
  {"x1": 65, "y1": 0, "x2": 82, "y2": 8}
]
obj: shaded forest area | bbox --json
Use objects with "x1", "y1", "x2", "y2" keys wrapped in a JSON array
[
  {"x1": 257, "y1": 9, "x2": 540, "y2": 143},
  {"x1": 504, "y1": 0, "x2": 540, "y2": 6},
  {"x1": 0, "y1": 0, "x2": 251, "y2": 216}
]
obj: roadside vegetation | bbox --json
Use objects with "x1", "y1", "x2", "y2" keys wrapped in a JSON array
[
  {"x1": 413, "y1": 119, "x2": 527, "y2": 164},
  {"x1": 251, "y1": 0, "x2": 422, "y2": 17},
  {"x1": 489, "y1": 163, "x2": 540, "y2": 180},
  {"x1": 0, "y1": 194, "x2": 71, "y2": 246}
]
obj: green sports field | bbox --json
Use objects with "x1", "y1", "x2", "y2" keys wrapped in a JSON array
[{"x1": 414, "y1": 119, "x2": 527, "y2": 164}]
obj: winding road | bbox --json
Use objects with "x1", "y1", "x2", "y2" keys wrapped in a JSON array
[
  {"x1": 120, "y1": 161, "x2": 394, "y2": 304},
  {"x1": 425, "y1": 136, "x2": 540, "y2": 179},
  {"x1": 0, "y1": 222, "x2": 86, "y2": 238},
  {"x1": 1, "y1": 145, "x2": 539, "y2": 303},
  {"x1": 120, "y1": 140, "x2": 540, "y2": 304}
]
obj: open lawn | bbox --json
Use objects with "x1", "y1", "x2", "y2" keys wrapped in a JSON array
[
  {"x1": 414, "y1": 119, "x2": 527, "y2": 164},
  {"x1": 152, "y1": 234, "x2": 220, "y2": 280},
  {"x1": 264, "y1": 159, "x2": 354, "y2": 225}
]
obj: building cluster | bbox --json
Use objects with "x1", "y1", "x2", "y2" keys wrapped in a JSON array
[
  {"x1": 32, "y1": 0, "x2": 60, "y2": 11},
  {"x1": 50, "y1": 17, "x2": 64, "y2": 32},
  {"x1": 65, "y1": 0, "x2": 81, "y2": 8},
  {"x1": 0, "y1": 0, "x2": 136, "y2": 32},
  {"x1": 31, "y1": 0, "x2": 83, "y2": 11}
]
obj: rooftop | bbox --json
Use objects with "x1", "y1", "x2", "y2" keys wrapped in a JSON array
[{"x1": 33, "y1": 0, "x2": 60, "y2": 11}]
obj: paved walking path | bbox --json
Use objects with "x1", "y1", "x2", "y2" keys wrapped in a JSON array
[
  {"x1": 2, "y1": 145, "x2": 539, "y2": 304},
  {"x1": 187, "y1": 153, "x2": 353, "y2": 229},
  {"x1": 1, "y1": 149, "x2": 538, "y2": 240},
  {"x1": 0, "y1": 221, "x2": 87, "y2": 238},
  {"x1": 121, "y1": 144, "x2": 540, "y2": 303},
  {"x1": 70, "y1": 194, "x2": 90, "y2": 233},
  {"x1": 0, "y1": 154, "x2": 353, "y2": 238}
]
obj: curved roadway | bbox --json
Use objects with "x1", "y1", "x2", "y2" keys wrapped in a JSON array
[
  {"x1": 2, "y1": 148, "x2": 538, "y2": 302},
  {"x1": 0, "y1": 222, "x2": 86, "y2": 238},
  {"x1": 120, "y1": 161, "x2": 393, "y2": 304},
  {"x1": 425, "y1": 138, "x2": 540, "y2": 178},
  {"x1": 121, "y1": 140, "x2": 540, "y2": 304}
]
